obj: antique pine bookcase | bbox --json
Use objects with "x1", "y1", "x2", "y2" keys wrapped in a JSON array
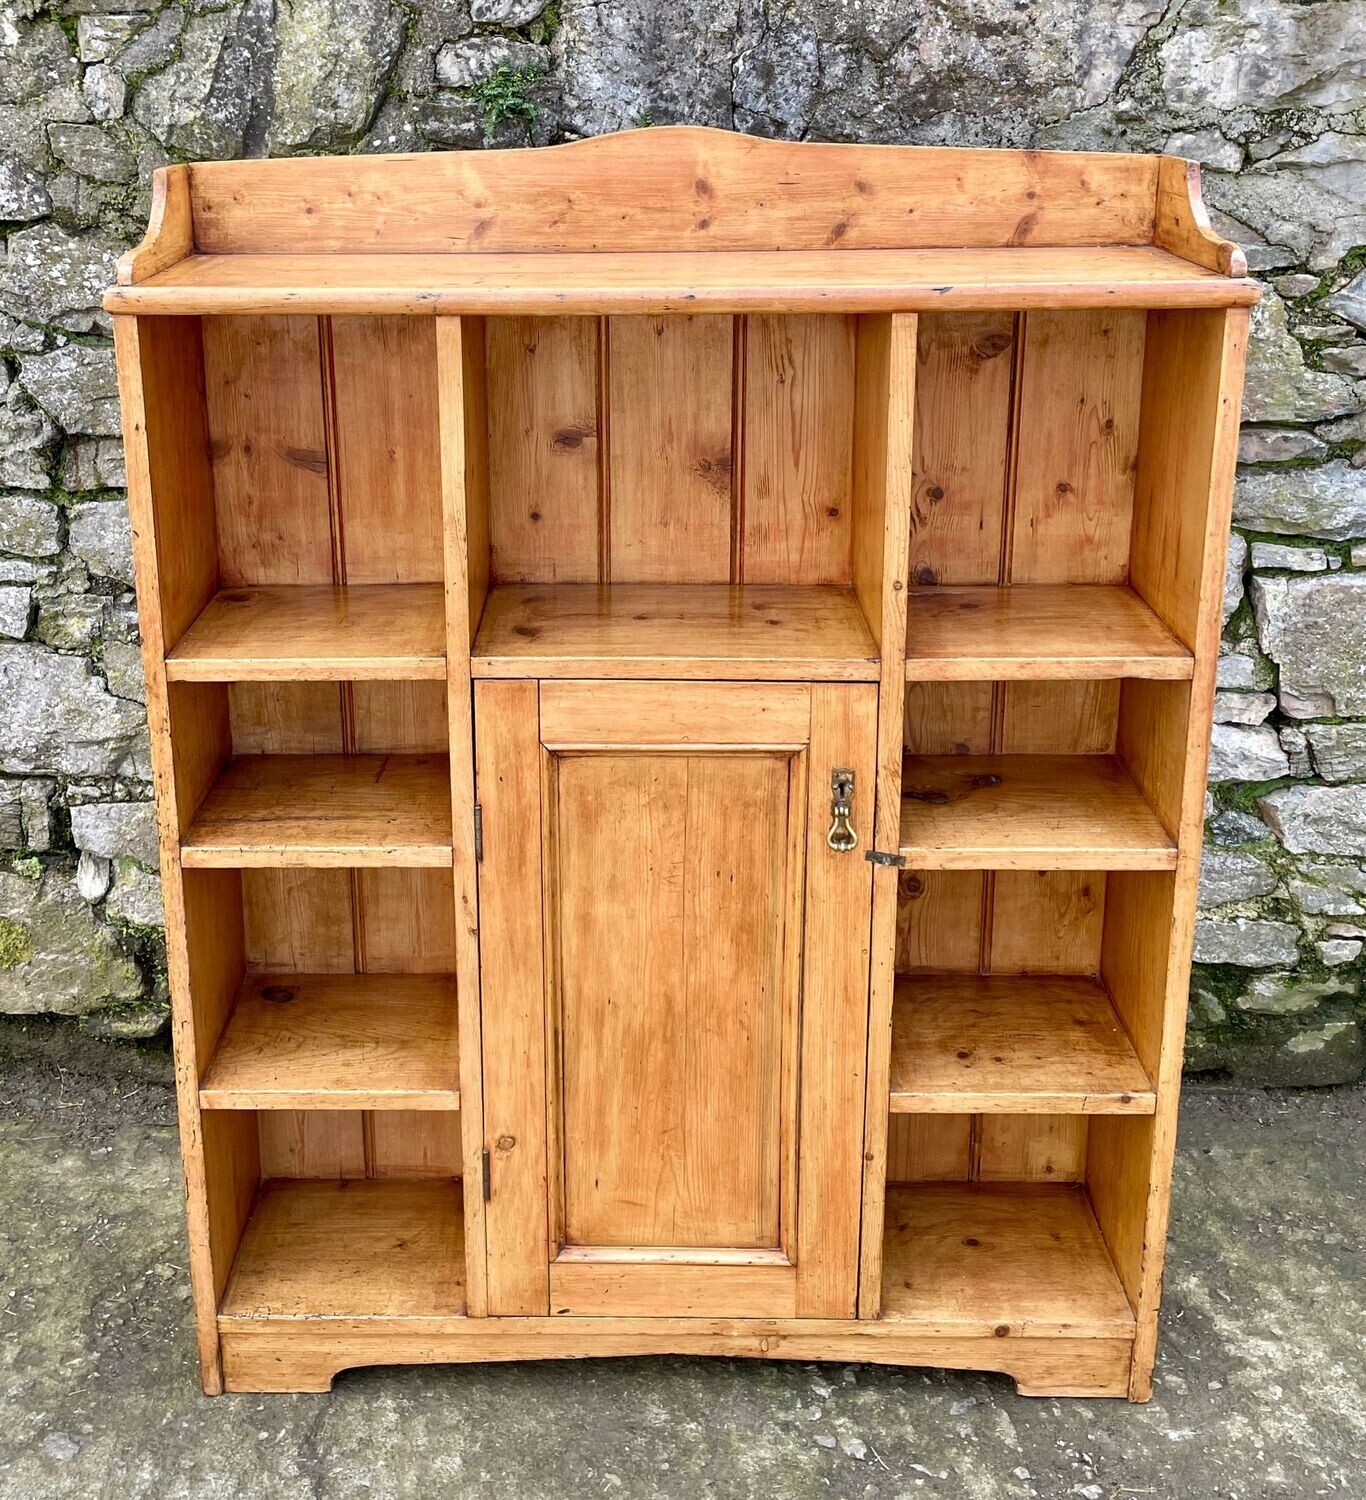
[{"x1": 105, "y1": 126, "x2": 1254, "y2": 1399}]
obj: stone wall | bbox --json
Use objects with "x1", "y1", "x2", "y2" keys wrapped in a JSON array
[{"x1": 0, "y1": 0, "x2": 1363, "y2": 1082}]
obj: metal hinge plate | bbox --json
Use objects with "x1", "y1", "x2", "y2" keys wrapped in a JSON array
[
  {"x1": 481, "y1": 1146, "x2": 491, "y2": 1202},
  {"x1": 474, "y1": 803, "x2": 484, "y2": 862},
  {"x1": 865, "y1": 848, "x2": 907, "y2": 869}
]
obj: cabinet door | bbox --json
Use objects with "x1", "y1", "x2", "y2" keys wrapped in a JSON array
[{"x1": 475, "y1": 680, "x2": 876, "y2": 1319}]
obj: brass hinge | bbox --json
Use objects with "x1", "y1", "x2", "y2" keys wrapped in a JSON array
[
  {"x1": 865, "y1": 848, "x2": 907, "y2": 869},
  {"x1": 481, "y1": 1146, "x2": 491, "y2": 1202},
  {"x1": 474, "y1": 802, "x2": 484, "y2": 862}
]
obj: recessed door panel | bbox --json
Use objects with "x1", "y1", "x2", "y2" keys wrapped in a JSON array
[{"x1": 554, "y1": 751, "x2": 795, "y2": 1250}]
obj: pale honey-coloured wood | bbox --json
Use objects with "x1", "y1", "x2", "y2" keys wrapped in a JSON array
[
  {"x1": 472, "y1": 583, "x2": 878, "y2": 681},
  {"x1": 899, "y1": 753, "x2": 1177, "y2": 870},
  {"x1": 905, "y1": 585, "x2": 1192, "y2": 681},
  {"x1": 540, "y1": 680, "x2": 812, "y2": 748},
  {"x1": 881, "y1": 1184, "x2": 1134, "y2": 1336},
  {"x1": 200, "y1": 973, "x2": 459, "y2": 1110},
  {"x1": 166, "y1": 585, "x2": 446, "y2": 681},
  {"x1": 890, "y1": 976, "x2": 1154, "y2": 1115},
  {"x1": 106, "y1": 245, "x2": 1259, "y2": 318},
  {"x1": 221, "y1": 1179, "x2": 465, "y2": 1318},
  {"x1": 181, "y1": 754, "x2": 453, "y2": 867}
]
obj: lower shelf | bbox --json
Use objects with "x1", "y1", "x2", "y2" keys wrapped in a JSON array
[
  {"x1": 221, "y1": 1179, "x2": 466, "y2": 1319},
  {"x1": 881, "y1": 1183, "x2": 1135, "y2": 1338}
]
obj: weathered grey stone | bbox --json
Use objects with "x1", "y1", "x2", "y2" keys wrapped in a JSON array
[
  {"x1": 1158, "y1": 0, "x2": 1366, "y2": 111},
  {"x1": 0, "y1": 491, "x2": 62, "y2": 557},
  {"x1": 75, "y1": 849, "x2": 111, "y2": 901},
  {"x1": 0, "y1": 642, "x2": 149, "y2": 778},
  {"x1": 19, "y1": 778, "x2": 53, "y2": 851},
  {"x1": 113, "y1": 7, "x2": 185, "y2": 79},
  {"x1": 1319, "y1": 938, "x2": 1363, "y2": 965},
  {"x1": 1281, "y1": 1016, "x2": 1364, "y2": 1085},
  {"x1": 1208, "y1": 808, "x2": 1271, "y2": 846},
  {"x1": 0, "y1": 865, "x2": 141, "y2": 1016},
  {"x1": 46, "y1": 122, "x2": 134, "y2": 184},
  {"x1": 1237, "y1": 973, "x2": 1354, "y2": 1016},
  {"x1": 1289, "y1": 872, "x2": 1365, "y2": 918},
  {"x1": 1207, "y1": 723, "x2": 1290, "y2": 783},
  {"x1": 1163, "y1": 128, "x2": 1241, "y2": 173},
  {"x1": 59, "y1": 437, "x2": 125, "y2": 491},
  {"x1": 1274, "y1": 274, "x2": 1321, "y2": 301},
  {"x1": 81, "y1": 64, "x2": 127, "y2": 123},
  {"x1": 269, "y1": 0, "x2": 404, "y2": 153},
  {"x1": 1240, "y1": 290, "x2": 1355, "y2": 425},
  {"x1": 101, "y1": 639, "x2": 144, "y2": 703},
  {"x1": 1223, "y1": 531, "x2": 1247, "y2": 623},
  {"x1": 0, "y1": 155, "x2": 52, "y2": 219},
  {"x1": 68, "y1": 500, "x2": 133, "y2": 585},
  {"x1": 435, "y1": 36, "x2": 547, "y2": 90},
  {"x1": 2, "y1": 224, "x2": 120, "y2": 334},
  {"x1": 0, "y1": 783, "x2": 21, "y2": 847},
  {"x1": 76, "y1": 14, "x2": 141, "y2": 62},
  {"x1": 1322, "y1": 345, "x2": 1366, "y2": 378},
  {"x1": 0, "y1": 390, "x2": 57, "y2": 491},
  {"x1": 1328, "y1": 270, "x2": 1366, "y2": 333},
  {"x1": 1280, "y1": 725, "x2": 1313, "y2": 778},
  {"x1": 105, "y1": 859, "x2": 163, "y2": 927},
  {"x1": 1211, "y1": 135, "x2": 1366, "y2": 272},
  {"x1": 0, "y1": 585, "x2": 32, "y2": 639},
  {"x1": 1299, "y1": 321, "x2": 1358, "y2": 345},
  {"x1": 0, "y1": 316, "x2": 45, "y2": 357},
  {"x1": 1303, "y1": 723, "x2": 1366, "y2": 783},
  {"x1": 1193, "y1": 917, "x2": 1300, "y2": 967},
  {"x1": 35, "y1": 594, "x2": 104, "y2": 652},
  {"x1": 1250, "y1": 542, "x2": 1328, "y2": 572},
  {"x1": 1260, "y1": 784, "x2": 1366, "y2": 855},
  {"x1": 1237, "y1": 427, "x2": 1327, "y2": 466},
  {"x1": 69, "y1": 799, "x2": 157, "y2": 866},
  {"x1": 132, "y1": 0, "x2": 272, "y2": 159},
  {"x1": 1235, "y1": 461, "x2": 1366, "y2": 542},
  {"x1": 471, "y1": 0, "x2": 545, "y2": 20},
  {"x1": 19, "y1": 343, "x2": 120, "y2": 436},
  {"x1": 1252, "y1": 574, "x2": 1366, "y2": 717},
  {"x1": 1213, "y1": 691, "x2": 1276, "y2": 726},
  {"x1": 1217, "y1": 653, "x2": 1256, "y2": 690},
  {"x1": 1197, "y1": 848, "x2": 1278, "y2": 909}
]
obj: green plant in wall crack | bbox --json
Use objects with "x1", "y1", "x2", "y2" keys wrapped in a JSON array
[{"x1": 470, "y1": 65, "x2": 546, "y2": 131}]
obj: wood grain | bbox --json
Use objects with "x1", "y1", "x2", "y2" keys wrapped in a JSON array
[
  {"x1": 472, "y1": 583, "x2": 878, "y2": 680},
  {"x1": 200, "y1": 973, "x2": 459, "y2": 1110},
  {"x1": 890, "y1": 976, "x2": 1153, "y2": 1114}
]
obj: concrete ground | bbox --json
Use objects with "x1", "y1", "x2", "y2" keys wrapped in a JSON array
[{"x1": 0, "y1": 1021, "x2": 1362, "y2": 1500}]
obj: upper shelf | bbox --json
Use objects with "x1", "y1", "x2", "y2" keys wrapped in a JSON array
[
  {"x1": 105, "y1": 245, "x2": 1256, "y2": 317},
  {"x1": 105, "y1": 128, "x2": 1255, "y2": 317}
]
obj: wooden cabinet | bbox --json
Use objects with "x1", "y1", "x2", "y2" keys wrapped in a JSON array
[{"x1": 107, "y1": 128, "x2": 1253, "y2": 1400}]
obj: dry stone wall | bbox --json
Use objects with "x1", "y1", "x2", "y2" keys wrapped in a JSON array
[{"x1": 0, "y1": 0, "x2": 1363, "y2": 1081}]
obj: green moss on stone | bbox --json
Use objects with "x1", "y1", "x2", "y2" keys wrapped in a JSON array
[{"x1": 0, "y1": 917, "x2": 34, "y2": 970}]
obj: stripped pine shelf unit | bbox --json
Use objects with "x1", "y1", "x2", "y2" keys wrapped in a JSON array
[{"x1": 108, "y1": 125, "x2": 1252, "y2": 1400}]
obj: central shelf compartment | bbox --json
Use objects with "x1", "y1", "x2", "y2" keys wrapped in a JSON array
[
  {"x1": 181, "y1": 754, "x2": 453, "y2": 868},
  {"x1": 890, "y1": 974, "x2": 1154, "y2": 1115},
  {"x1": 899, "y1": 754, "x2": 1176, "y2": 870},
  {"x1": 472, "y1": 583, "x2": 880, "y2": 681},
  {"x1": 200, "y1": 973, "x2": 459, "y2": 1111},
  {"x1": 220, "y1": 1179, "x2": 466, "y2": 1320},
  {"x1": 881, "y1": 1183, "x2": 1135, "y2": 1336},
  {"x1": 167, "y1": 584, "x2": 447, "y2": 682}
]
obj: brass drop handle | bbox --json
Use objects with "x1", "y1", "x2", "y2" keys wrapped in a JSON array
[{"x1": 827, "y1": 768, "x2": 857, "y2": 852}]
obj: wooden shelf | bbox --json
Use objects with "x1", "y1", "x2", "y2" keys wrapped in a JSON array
[
  {"x1": 472, "y1": 583, "x2": 879, "y2": 681},
  {"x1": 181, "y1": 754, "x2": 452, "y2": 868},
  {"x1": 881, "y1": 1184, "x2": 1135, "y2": 1337},
  {"x1": 200, "y1": 974, "x2": 459, "y2": 1111},
  {"x1": 167, "y1": 585, "x2": 446, "y2": 682},
  {"x1": 899, "y1": 754, "x2": 1177, "y2": 870},
  {"x1": 890, "y1": 975, "x2": 1154, "y2": 1115},
  {"x1": 905, "y1": 585, "x2": 1192, "y2": 681},
  {"x1": 105, "y1": 245, "x2": 1257, "y2": 318},
  {"x1": 220, "y1": 1179, "x2": 466, "y2": 1319}
]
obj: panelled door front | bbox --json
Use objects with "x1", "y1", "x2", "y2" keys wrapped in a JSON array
[{"x1": 475, "y1": 680, "x2": 877, "y2": 1319}]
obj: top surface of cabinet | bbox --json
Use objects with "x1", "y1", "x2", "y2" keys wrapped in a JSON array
[{"x1": 104, "y1": 127, "x2": 1257, "y2": 317}]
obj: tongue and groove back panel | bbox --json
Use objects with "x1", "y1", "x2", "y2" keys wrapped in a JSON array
[
  {"x1": 198, "y1": 313, "x2": 456, "y2": 1180},
  {"x1": 890, "y1": 307, "x2": 1151, "y2": 1189}
]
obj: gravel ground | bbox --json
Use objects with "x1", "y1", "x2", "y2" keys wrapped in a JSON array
[{"x1": 1, "y1": 1018, "x2": 1362, "y2": 1500}]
